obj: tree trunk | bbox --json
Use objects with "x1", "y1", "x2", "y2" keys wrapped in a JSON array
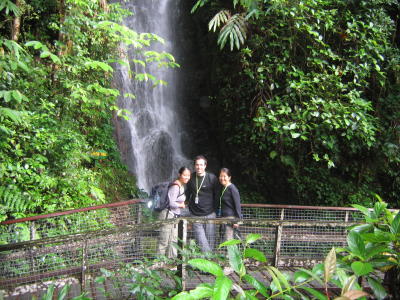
[
  {"x1": 11, "y1": 0, "x2": 21, "y2": 41},
  {"x1": 57, "y1": 0, "x2": 66, "y2": 56},
  {"x1": 99, "y1": 0, "x2": 109, "y2": 13}
]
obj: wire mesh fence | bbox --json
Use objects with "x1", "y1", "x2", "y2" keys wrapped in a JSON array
[
  {"x1": 0, "y1": 200, "x2": 143, "y2": 245},
  {"x1": 0, "y1": 201, "x2": 364, "y2": 299}
]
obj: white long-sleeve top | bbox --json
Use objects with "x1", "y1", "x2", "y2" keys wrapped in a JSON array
[{"x1": 168, "y1": 183, "x2": 185, "y2": 215}]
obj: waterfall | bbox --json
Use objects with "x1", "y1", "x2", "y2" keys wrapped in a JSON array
[{"x1": 113, "y1": 0, "x2": 190, "y2": 193}]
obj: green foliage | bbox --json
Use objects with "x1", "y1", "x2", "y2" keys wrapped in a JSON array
[
  {"x1": 173, "y1": 234, "x2": 367, "y2": 300},
  {"x1": 193, "y1": 0, "x2": 400, "y2": 206},
  {"x1": 0, "y1": 0, "x2": 177, "y2": 220},
  {"x1": 336, "y1": 197, "x2": 400, "y2": 299},
  {"x1": 96, "y1": 259, "x2": 182, "y2": 300},
  {"x1": 36, "y1": 284, "x2": 91, "y2": 300}
]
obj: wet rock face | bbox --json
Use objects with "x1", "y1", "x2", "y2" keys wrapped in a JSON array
[
  {"x1": 145, "y1": 131, "x2": 174, "y2": 188},
  {"x1": 113, "y1": 0, "x2": 224, "y2": 190},
  {"x1": 112, "y1": 0, "x2": 192, "y2": 193}
]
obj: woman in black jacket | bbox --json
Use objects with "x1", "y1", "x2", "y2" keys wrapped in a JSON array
[{"x1": 217, "y1": 168, "x2": 242, "y2": 241}]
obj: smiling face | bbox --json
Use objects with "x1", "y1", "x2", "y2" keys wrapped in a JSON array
[
  {"x1": 194, "y1": 159, "x2": 207, "y2": 176},
  {"x1": 219, "y1": 171, "x2": 231, "y2": 187},
  {"x1": 179, "y1": 169, "x2": 191, "y2": 184}
]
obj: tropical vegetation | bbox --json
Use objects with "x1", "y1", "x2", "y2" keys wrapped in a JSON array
[
  {"x1": 0, "y1": 0, "x2": 176, "y2": 222},
  {"x1": 192, "y1": 0, "x2": 400, "y2": 208}
]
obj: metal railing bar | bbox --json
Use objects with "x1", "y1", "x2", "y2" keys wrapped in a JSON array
[
  {"x1": 0, "y1": 220, "x2": 171, "y2": 252},
  {"x1": 241, "y1": 203, "x2": 360, "y2": 211},
  {"x1": 0, "y1": 199, "x2": 143, "y2": 225},
  {"x1": 0, "y1": 218, "x2": 358, "y2": 252}
]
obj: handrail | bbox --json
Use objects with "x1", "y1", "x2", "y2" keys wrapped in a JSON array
[
  {"x1": 241, "y1": 203, "x2": 360, "y2": 211},
  {"x1": 0, "y1": 199, "x2": 143, "y2": 225},
  {"x1": 3, "y1": 199, "x2": 395, "y2": 226}
]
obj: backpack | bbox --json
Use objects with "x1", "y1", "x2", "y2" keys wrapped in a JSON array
[{"x1": 148, "y1": 182, "x2": 178, "y2": 212}]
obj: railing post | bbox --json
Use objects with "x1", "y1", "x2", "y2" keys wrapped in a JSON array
[
  {"x1": 273, "y1": 208, "x2": 285, "y2": 267},
  {"x1": 30, "y1": 221, "x2": 36, "y2": 240},
  {"x1": 134, "y1": 204, "x2": 143, "y2": 252},
  {"x1": 29, "y1": 221, "x2": 36, "y2": 273},
  {"x1": 177, "y1": 219, "x2": 187, "y2": 291},
  {"x1": 81, "y1": 238, "x2": 88, "y2": 292},
  {"x1": 343, "y1": 211, "x2": 350, "y2": 246}
]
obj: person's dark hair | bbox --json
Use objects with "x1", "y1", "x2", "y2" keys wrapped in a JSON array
[
  {"x1": 178, "y1": 166, "x2": 190, "y2": 175},
  {"x1": 220, "y1": 167, "x2": 231, "y2": 177},
  {"x1": 194, "y1": 155, "x2": 207, "y2": 165}
]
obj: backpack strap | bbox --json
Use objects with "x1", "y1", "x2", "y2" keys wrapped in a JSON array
[{"x1": 166, "y1": 182, "x2": 179, "y2": 212}]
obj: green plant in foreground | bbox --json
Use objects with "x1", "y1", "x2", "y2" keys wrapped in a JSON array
[
  {"x1": 336, "y1": 196, "x2": 400, "y2": 300},
  {"x1": 173, "y1": 234, "x2": 367, "y2": 300},
  {"x1": 96, "y1": 258, "x2": 182, "y2": 300},
  {"x1": 34, "y1": 284, "x2": 91, "y2": 300}
]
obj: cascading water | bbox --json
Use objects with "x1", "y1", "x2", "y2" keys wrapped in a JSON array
[{"x1": 113, "y1": 0, "x2": 190, "y2": 193}]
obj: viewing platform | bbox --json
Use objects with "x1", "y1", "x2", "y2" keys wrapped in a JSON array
[{"x1": 0, "y1": 200, "x2": 368, "y2": 299}]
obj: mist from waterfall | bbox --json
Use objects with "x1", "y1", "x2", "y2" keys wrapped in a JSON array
[{"x1": 113, "y1": 0, "x2": 190, "y2": 193}]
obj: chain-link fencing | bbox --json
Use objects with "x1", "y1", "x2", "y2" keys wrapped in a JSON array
[{"x1": 0, "y1": 201, "x2": 365, "y2": 299}]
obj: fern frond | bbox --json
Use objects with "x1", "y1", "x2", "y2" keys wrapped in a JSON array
[
  {"x1": 218, "y1": 14, "x2": 247, "y2": 51},
  {"x1": 208, "y1": 10, "x2": 230, "y2": 32},
  {"x1": 0, "y1": 106, "x2": 23, "y2": 124},
  {"x1": 0, "y1": 186, "x2": 24, "y2": 213}
]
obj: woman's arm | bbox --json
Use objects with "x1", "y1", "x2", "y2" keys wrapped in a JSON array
[
  {"x1": 231, "y1": 185, "x2": 242, "y2": 219},
  {"x1": 168, "y1": 184, "x2": 181, "y2": 209}
]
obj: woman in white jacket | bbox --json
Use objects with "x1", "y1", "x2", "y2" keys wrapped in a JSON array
[{"x1": 157, "y1": 167, "x2": 191, "y2": 258}]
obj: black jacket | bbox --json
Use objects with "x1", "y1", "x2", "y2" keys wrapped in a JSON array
[
  {"x1": 187, "y1": 172, "x2": 218, "y2": 216},
  {"x1": 217, "y1": 183, "x2": 242, "y2": 218}
]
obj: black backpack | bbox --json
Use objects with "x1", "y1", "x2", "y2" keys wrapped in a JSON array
[{"x1": 148, "y1": 182, "x2": 178, "y2": 212}]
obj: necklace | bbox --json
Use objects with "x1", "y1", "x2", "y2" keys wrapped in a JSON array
[{"x1": 194, "y1": 173, "x2": 206, "y2": 204}]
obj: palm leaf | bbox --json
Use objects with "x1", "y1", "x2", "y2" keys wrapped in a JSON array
[
  {"x1": 218, "y1": 14, "x2": 247, "y2": 50},
  {"x1": 209, "y1": 10, "x2": 230, "y2": 32},
  {"x1": 0, "y1": 107, "x2": 23, "y2": 123}
]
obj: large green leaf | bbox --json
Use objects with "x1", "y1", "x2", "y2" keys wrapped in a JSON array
[
  {"x1": 350, "y1": 224, "x2": 373, "y2": 234},
  {"x1": 361, "y1": 231, "x2": 394, "y2": 243},
  {"x1": 227, "y1": 245, "x2": 245, "y2": 276},
  {"x1": 347, "y1": 231, "x2": 366, "y2": 260},
  {"x1": 186, "y1": 285, "x2": 213, "y2": 299},
  {"x1": 219, "y1": 239, "x2": 241, "y2": 248},
  {"x1": 245, "y1": 233, "x2": 261, "y2": 244},
  {"x1": 390, "y1": 212, "x2": 400, "y2": 235},
  {"x1": 266, "y1": 266, "x2": 291, "y2": 292},
  {"x1": 0, "y1": 107, "x2": 23, "y2": 124},
  {"x1": 213, "y1": 276, "x2": 232, "y2": 300},
  {"x1": 171, "y1": 292, "x2": 193, "y2": 300},
  {"x1": 242, "y1": 274, "x2": 269, "y2": 297},
  {"x1": 298, "y1": 287, "x2": 327, "y2": 300},
  {"x1": 188, "y1": 259, "x2": 224, "y2": 277},
  {"x1": 373, "y1": 202, "x2": 386, "y2": 218},
  {"x1": 243, "y1": 248, "x2": 267, "y2": 262},
  {"x1": 351, "y1": 261, "x2": 373, "y2": 276},
  {"x1": 41, "y1": 285, "x2": 55, "y2": 300},
  {"x1": 296, "y1": 268, "x2": 324, "y2": 285},
  {"x1": 367, "y1": 277, "x2": 387, "y2": 300},
  {"x1": 243, "y1": 291, "x2": 259, "y2": 300},
  {"x1": 57, "y1": 284, "x2": 70, "y2": 300},
  {"x1": 293, "y1": 270, "x2": 311, "y2": 283},
  {"x1": 364, "y1": 244, "x2": 390, "y2": 260}
]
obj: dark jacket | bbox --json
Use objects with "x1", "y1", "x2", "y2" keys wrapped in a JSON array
[
  {"x1": 187, "y1": 172, "x2": 218, "y2": 216},
  {"x1": 217, "y1": 183, "x2": 242, "y2": 218}
]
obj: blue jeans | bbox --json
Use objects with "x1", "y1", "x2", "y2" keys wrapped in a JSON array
[{"x1": 191, "y1": 212, "x2": 216, "y2": 253}]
